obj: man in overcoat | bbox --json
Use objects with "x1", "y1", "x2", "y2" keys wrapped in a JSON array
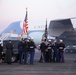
[{"x1": 5, "y1": 40, "x2": 13, "y2": 64}]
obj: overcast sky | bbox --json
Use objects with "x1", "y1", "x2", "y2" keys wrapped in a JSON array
[{"x1": 0, "y1": 0, "x2": 76, "y2": 32}]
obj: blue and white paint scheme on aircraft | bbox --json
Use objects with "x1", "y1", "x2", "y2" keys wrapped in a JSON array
[{"x1": 0, "y1": 21, "x2": 55, "y2": 45}]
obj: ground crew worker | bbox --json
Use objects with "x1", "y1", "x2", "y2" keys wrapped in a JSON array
[
  {"x1": 58, "y1": 39, "x2": 65, "y2": 63},
  {"x1": 28, "y1": 38, "x2": 36, "y2": 65},
  {"x1": 18, "y1": 38, "x2": 24, "y2": 64}
]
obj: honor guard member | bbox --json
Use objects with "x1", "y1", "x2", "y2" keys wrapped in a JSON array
[
  {"x1": 18, "y1": 38, "x2": 24, "y2": 64},
  {"x1": 58, "y1": 39, "x2": 65, "y2": 63},
  {"x1": 23, "y1": 38, "x2": 29, "y2": 64},
  {"x1": 5, "y1": 40, "x2": 13, "y2": 64},
  {"x1": 28, "y1": 38, "x2": 36, "y2": 65},
  {"x1": 52, "y1": 39, "x2": 59, "y2": 62},
  {"x1": 46, "y1": 40, "x2": 53, "y2": 62}
]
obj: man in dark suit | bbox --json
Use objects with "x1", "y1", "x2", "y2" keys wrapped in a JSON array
[
  {"x1": 52, "y1": 39, "x2": 59, "y2": 62},
  {"x1": 0, "y1": 42, "x2": 3, "y2": 64},
  {"x1": 18, "y1": 38, "x2": 24, "y2": 64},
  {"x1": 39, "y1": 39, "x2": 46, "y2": 63}
]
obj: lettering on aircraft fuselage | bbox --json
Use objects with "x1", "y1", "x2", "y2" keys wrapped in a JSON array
[{"x1": 34, "y1": 25, "x2": 45, "y2": 30}]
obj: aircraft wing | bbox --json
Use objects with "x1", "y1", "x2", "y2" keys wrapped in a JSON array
[{"x1": 48, "y1": 19, "x2": 74, "y2": 37}]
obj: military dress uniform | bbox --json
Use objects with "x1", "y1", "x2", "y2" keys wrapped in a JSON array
[
  {"x1": 58, "y1": 42, "x2": 65, "y2": 63},
  {"x1": 46, "y1": 43, "x2": 53, "y2": 62},
  {"x1": 28, "y1": 39, "x2": 36, "y2": 65}
]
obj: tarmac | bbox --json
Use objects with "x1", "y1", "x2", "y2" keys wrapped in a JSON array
[{"x1": 0, "y1": 50, "x2": 76, "y2": 75}]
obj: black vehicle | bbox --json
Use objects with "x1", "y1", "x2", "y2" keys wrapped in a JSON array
[{"x1": 65, "y1": 45, "x2": 76, "y2": 54}]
